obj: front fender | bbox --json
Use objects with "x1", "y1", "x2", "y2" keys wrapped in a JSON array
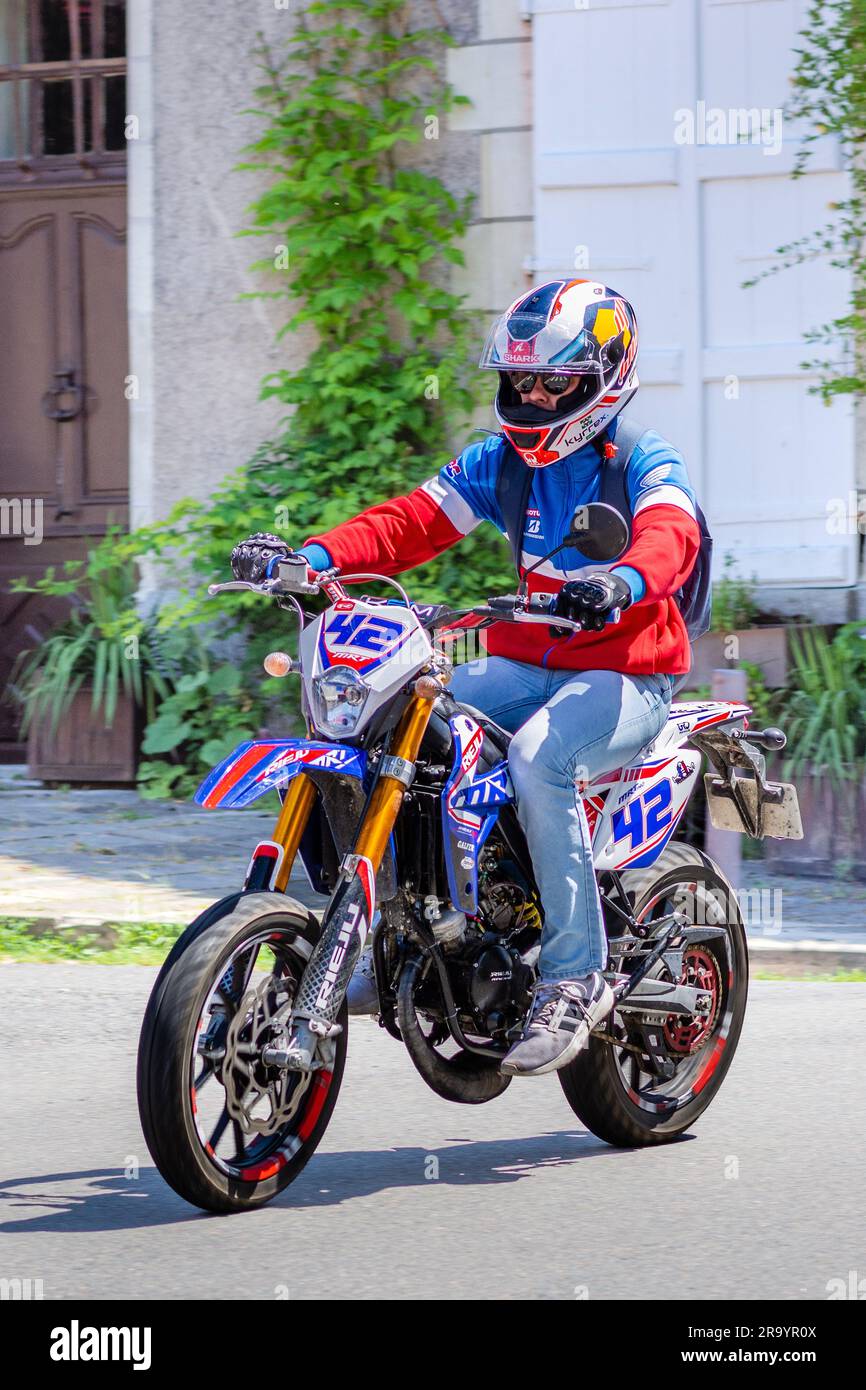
[{"x1": 195, "y1": 740, "x2": 366, "y2": 810}]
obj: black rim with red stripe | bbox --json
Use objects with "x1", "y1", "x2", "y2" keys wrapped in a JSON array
[
  {"x1": 188, "y1": 932, "x2": 334, "y2": 1182},
  {"x1": 610, "y1": 885, "x2": 738, "y2": 1116}
]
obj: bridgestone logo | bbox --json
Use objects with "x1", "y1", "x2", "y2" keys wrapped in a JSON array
[{"x1": 315, "y1": 903, "x2": 367, "y2": 1011}]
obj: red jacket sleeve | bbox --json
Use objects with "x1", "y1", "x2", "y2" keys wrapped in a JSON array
[
  {"x1": 304, "y1": 482, "x2": 466, "y2": 577},
  {"x1": 614, "y1": 504, "x2": 701, "y2": 603}
]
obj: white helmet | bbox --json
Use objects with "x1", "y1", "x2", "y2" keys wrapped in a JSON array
[{"x1": 479, "y1": 278, "x2": 639, "y2": 467}]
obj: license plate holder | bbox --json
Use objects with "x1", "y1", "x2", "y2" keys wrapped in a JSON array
[{"x1": 704, "y1": 773, "x2": 803, "y2": 839}]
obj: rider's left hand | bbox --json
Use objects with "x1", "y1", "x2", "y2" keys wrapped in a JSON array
[{"x1": 551, "y1": 570, "x2": 633, "y2": 633}]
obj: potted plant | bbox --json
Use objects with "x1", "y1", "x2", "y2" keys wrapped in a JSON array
[
  {"x1": 764, "y1": 623, "x2": 866, "y2": 878},
  {"x1": 689, "y1": 554, "x2": 792, "y2": 689},
  {"x1": 7, "y1": 535, "x2": 168, "y2": 784}
]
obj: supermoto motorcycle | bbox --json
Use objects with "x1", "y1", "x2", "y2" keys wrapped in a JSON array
[{"x1": 137, "y1": 502, "x2": 803, "y2": 1213}]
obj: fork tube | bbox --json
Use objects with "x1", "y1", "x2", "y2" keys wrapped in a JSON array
[
  {"x1": 353, "y1": 694, "x2": 435, "y2": 870},
  {"x1": 278, "y1": 691, "x2": 440, "y2": 1058},
  {"x1": 272, "y1": 775, "x2": 318, "y2": 892}
]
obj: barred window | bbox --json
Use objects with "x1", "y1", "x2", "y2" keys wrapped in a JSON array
[{"x1": 0, "y1": 0, "x2": 126, "y2": 181}]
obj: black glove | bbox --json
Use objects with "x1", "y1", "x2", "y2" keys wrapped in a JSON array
[
  {"x1": 552, "y1": 571, "x2": 633, "y2": 634},
  {"x1": 230, "y1": 532, "x2": 290, "y2": 584}
]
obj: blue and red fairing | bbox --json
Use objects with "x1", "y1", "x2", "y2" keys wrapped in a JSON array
[{"x1": 195, "y1": 740, "x2": 366, "y2": 810}]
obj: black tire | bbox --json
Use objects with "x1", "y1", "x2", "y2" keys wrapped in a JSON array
[
  {"x1": 137, "y1": 892, "x2": 346, "y2": 1213},
  {"x1": 559, "y1": 844, "x2": 748, "y2": 1146}
]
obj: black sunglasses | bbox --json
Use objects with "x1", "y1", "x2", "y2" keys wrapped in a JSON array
[{"x1": 507, "y1": 370, "x2": 576, "y2": 396}]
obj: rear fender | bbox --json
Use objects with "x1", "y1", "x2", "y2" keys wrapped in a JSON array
[{"x1": 195, "y1": 740, "x2": 366, "y2": 810}]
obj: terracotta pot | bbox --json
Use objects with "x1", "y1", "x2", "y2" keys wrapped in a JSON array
[
  {"x1": 689, "y1": 625, "x2": 789, "y2": 689},
  {"x1": 27, "y1": 687, "x2": 137, "y2": 784}
]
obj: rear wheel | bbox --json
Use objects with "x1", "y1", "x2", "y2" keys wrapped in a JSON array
[
  {"x1": 558, "y1": 845, "x2": 748, "y2": 1146},
  {"x1": 137, "y1": 893, "x2": 346, "y2": 1213}
]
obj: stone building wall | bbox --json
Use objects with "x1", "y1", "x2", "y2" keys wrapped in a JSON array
[{"x1": 127, "y1": 0, "x2": 534, "y2": 525}]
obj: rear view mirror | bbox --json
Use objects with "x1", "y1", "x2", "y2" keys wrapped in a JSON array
[{"x1": 566, "y1": 502, "x2": 629, "y2": 562}]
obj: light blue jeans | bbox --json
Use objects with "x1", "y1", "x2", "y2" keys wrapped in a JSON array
[{"x1": 448, "y1": 657, "x2": 674, "y2": 981}]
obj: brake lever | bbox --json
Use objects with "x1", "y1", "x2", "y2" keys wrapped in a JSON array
[{"x1": 207, "y1": 579, "x2": 277, "y2": 596}]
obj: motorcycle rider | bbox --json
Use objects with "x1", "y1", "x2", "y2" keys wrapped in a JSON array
[{"x1": 230, "y1": 279, "x2": 701, "y2": 1077}]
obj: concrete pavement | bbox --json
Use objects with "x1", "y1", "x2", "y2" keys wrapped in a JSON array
[{"x1": 0, "y1": 967, "x2": 863, "y2": 1300}]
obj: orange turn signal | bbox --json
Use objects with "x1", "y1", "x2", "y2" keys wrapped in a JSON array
[
  {"x1": 414, "y1": 673, "x2": 444, "y2": 699},
  {"x1": 263, "y1": 651, "x2": 294, "y2": 677}
]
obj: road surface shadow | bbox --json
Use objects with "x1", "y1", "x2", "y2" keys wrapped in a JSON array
[{"x1": 0, "y1": 1130, "x2": 668, "y2": 1230}]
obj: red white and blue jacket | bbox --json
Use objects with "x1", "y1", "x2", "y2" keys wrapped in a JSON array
[{"x1": 304, "y1": 414, "x2": 701, "y2": 676}]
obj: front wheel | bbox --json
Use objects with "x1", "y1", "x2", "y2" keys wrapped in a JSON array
[
  {"x1": 137, "y1": 893, "x2": 347, "y2": 1213},
  {"x1": 559, "y1": 844, "x2": 748, "y2": 1146}
]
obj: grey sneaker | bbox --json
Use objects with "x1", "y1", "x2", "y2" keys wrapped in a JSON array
[
  {"x1": 346, "y1": 944, "x2": 379, "y2": 1016},
  {"x1": 500, "y1": 972, "x2": 613, "y2": 1077}
]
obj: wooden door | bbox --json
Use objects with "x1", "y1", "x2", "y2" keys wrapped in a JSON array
[{"x1": 0, "y1": 0, "x2": 127, "y2": 757}]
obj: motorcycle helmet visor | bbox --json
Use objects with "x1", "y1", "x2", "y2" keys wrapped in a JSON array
[{"x1": 480, "y1": 312, "x2": 625, "y2": 378}]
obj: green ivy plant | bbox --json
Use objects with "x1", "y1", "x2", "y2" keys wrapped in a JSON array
[
  {"x1": 137, "y1": 0, "x2": 511, "y2": 646},
  {"x1": 743, "y1": 0, "x2": 866, "y2": 401},
  {"x1": 125, "y1": 0, "x2": 513, "y2": 792},
  {"x1": 240, "y1": 0, "x2": 478, "y2": 495},
  {"x1": 16, "y1": 2, "x2": 514, "y2": 796}
]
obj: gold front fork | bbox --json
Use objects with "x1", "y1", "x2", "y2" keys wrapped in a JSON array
[
  {"x1": 272, "y1": 775, "x2": 318, "y2": 893},
  {"x1": 270, "y1": 688, "x2": 440, "y2": 891},
  {"x1": 353, "y1": 692, "x2": 436, "y2": 871}
]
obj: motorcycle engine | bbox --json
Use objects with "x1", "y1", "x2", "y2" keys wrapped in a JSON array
[
  {"x1": 450, "y1": 938, "x2": 533, "y2": 1035},
  {"x1": 446, "y1": 845, "x2": 540, "y2": 1039}
]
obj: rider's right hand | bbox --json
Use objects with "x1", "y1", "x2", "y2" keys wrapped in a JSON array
[{"x1": 230, "y1": 532, "x2": 293, "y2": 585}]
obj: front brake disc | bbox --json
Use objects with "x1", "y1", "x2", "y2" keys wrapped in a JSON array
[{"x1": 221, "y1": 975, "x2": 310, "y2": 1135}]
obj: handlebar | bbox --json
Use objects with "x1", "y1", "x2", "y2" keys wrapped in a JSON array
[
  {"x1": 483, "y1": 591, "x2": 621, "y2": 630},
  {"x1": 206, "y1": 573, "x2": 619, "y2": 634}
]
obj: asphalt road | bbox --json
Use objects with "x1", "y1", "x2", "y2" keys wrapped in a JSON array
[{"x1": 1, "y1": 966, "x2": 863, "y2": 1301}]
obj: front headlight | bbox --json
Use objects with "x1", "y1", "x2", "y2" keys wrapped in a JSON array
[{"x1": 310, "y1": 665, "x2": 370, "y2": 738}]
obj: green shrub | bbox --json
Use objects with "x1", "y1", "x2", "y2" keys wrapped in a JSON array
[
  {"x1": 779, "y1": 624, "x2": 866, "y2": 785},
  {"x1": 710, "y1": 553, "x2": 758, "y2": 633},
  {"x1": 136, "y1": 630, "x2": 262, "y2": 800}
]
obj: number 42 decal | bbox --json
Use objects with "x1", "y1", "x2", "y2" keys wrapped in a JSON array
[{"x1": 612, "y1": 779, "x2": 673, "y2": 849}]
